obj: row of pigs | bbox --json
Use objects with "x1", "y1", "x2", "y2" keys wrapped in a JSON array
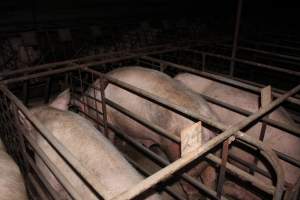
[{"x1": 1, "y1": 66, "x2": 299, "y2": 200}]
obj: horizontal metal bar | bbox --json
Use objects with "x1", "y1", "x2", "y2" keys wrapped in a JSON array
[
  {"x1": 241, "y1": 39, "x2": 300, "y2": 52},
  {"x1": 232, "y1": 76, "x2": 300, "y2": 100},
  {"x1": 141, "y1": 55, "x2": 300, "y2": 105},
  {"x1": 106, "y1": 98, "x2": 179, "y2": 143},
  {"x1": 1, "y1": 54, "x2": 139, "y2": 84},
  {"x1": 219, "y1": 44, "x2": 300, "y2": 61},
  {"x1": 200, "y1": 93, "x2": 300, "y2": 138},
  {"x1": 185, "y1": 49, "x2": 300, "y2": 77},
  {"x1": 0, "y1": 44, "x2": 178, "y2": 79},
  {"x1": 1, "y1": 64, "x2": 81, "y2": 84}
]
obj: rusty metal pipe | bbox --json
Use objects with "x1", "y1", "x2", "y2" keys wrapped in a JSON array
[
  {"x1": 185, "y1": 50, "x2": 300, "y2": 77},
  {"x1": 200, "y1": 93, "x2": 300, "y2": 138},
  {"x1": 141, "y1": 55, "x2": 300, "y2": 105},
  {"x1": 230, "y1": 0, "x2": 243, "y2": 76}
]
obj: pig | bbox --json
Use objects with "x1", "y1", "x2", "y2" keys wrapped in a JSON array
[
  {"x1": 26, "y1": 89, "x2": 161, "y2": 200},
  {"x1": 0, "y1": 138, "x2": 28, "y2": 200},
  {"x1": 82, "y1": 66, "x2": 220, "y2": 199},
  {"x1": 174, "y1": 73, "x2": 300, "y2": 186}
]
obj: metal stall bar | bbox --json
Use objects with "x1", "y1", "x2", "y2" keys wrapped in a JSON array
[
  {"x1": 241, "y1": 39, "x2": 300, "y2": 52},
  {"x1": 141, "y1": 55, "x2": 300, "y2": 105},
  {"x1": 1, "y1": 53, "x2": 143, "y2": 85},
  {"x1": 230, "y1": 0, "x2": 243, "y2": 77},
  {"x1": 84, "y1": 68, "x2": 284, "y2": 198},
  {"x1": 186, "y1": 50, "x2": 300, "y2": 77},
  {"x1": 200, "y1": 94, "x2": 300, "y2": 138},
  {"x1": 0, "y1": 84, "x2": 106, "y2": 200},
  {"x1": 111, "y1": 83, "x2": 299, "y2": 200},
  {"x1": 0, "y1": 45, "x2": 178, "y2": 80},
  {"x1": 221, "y1": 44, "x2": 300, "y2": 62}
]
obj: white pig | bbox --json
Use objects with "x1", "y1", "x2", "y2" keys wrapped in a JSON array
[
  {"x1": 0, "y1": 138, "x2": 28, "y2": 200},
  {"x1": 27, "y1": 89, "x2": 161, "y2": 200}
]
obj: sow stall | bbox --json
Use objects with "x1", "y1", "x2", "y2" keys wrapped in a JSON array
[{"x1": 0, "y1": 46, "x2": 299, "y2": 200}]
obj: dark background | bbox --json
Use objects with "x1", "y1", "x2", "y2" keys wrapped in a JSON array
[{"x1": 1, "y1": 0, "x2": 299, "y2": 36}]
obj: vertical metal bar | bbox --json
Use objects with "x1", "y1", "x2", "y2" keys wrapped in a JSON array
[
  {"x1": 44, "y1": 76, "x2": 52, "y2": 103},
  {"x1": 230, "y1": 0, "x2": 243, "y2": 77},
  {"x1": 100, "y1": 77, "x2": 108, "y2": 137},
  {"x1": 251, "y1": 86, "x2": 272, "y2": 174},
  {"x1": 92, "y1": 73, "x2": 100, "y2": 131},
  {"x1": 202, "y1": 52, "x2": 206, "y2": 71},
  {"x1": 79, "y1": 69, "x2": 86, "y2": 113},
  {"x1": 11, "y1": 103, "x2": 32, "y2": 195},
  {"x1": 216, "y1": 139, "x2": 230, "y2": 199},
  {"x1": 22, "y1": 81, "x2": 29, "y2": 106}
]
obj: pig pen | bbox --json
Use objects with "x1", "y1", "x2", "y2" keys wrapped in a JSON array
[{"x1": 0, "y1": 45, "x2": 299, "y2": 200}]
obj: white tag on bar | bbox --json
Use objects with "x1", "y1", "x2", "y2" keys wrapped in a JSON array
[
  {"x1": 261, "y1": 85, "x2": 272, "y2": 108},
  {"x1": 181, "y1": 121, "x2": 202, "y2": 157}
]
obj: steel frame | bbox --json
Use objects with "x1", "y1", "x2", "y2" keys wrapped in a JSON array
[{"x1": 0, "y1": 44, "x2": 298, "y2": 199}]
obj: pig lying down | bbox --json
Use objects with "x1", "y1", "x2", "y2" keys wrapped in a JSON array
[
  {"x1": 25, "y1": 90, "x2": 161, "y2": 199},
  {"x1": 0, "y1": 138, "x2": 28, "y2": 200},
  {"x1": 175, "y1": 73, "x2": 300, "y2": 186},
  {"x1": 81, "y1": 66, "x2": 284, "y2": 200},
  {"x1": 82, "y1": 66, "x2": 222, "y2": 199}
]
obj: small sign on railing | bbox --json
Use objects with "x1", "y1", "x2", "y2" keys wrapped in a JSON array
[
  {"x1": 181, "y1": 121, "x2": 202, "y2": 157},
  {"x1": 261, "y1": 85, "x2": 272, "y2": 108}
]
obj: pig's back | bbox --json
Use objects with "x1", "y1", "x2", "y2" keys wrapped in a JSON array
[
  {"x1": 107, "y1": 67, "x2": 218, "y2": 120},
  {"x1": 0, "y1": 151, "x2": 28, "y2": 200},
  {"x1": 34, "y1": 107, "x2": 153, "y2": 199}
]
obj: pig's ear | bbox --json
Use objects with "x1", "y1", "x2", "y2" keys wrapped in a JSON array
[{"x1": 49, "y1": 89, "x2": 70, "y2": 111}]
